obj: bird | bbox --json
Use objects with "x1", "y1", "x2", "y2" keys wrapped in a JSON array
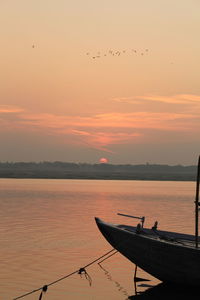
[{"x1": 87, "y1": 46, "x2": 150, "y2": 60}]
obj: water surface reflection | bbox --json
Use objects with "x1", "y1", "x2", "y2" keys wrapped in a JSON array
[{"x1": 0, "y1": 179, "x2": 195, "y2": 299}]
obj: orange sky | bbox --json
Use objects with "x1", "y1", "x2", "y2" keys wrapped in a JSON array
[{"x1": 0, "y1": 1, "x2": 200, "y2": 164}]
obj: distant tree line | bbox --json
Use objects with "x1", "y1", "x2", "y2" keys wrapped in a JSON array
[{"x1": 0, "y1": 161, "x2": 197, "y2": 181}]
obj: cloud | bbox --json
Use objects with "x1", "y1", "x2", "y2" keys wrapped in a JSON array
[
  {"x1": 140, "y1": 94, "x2": 200, "y2": 105},
  {"x1": 0, "y1": 105, "x2": 24, "y2": 113},
  {"x1": 1, "y1": 111, "x2": 144, "y2": 151},
  {"x1": 1, "y1": 93, "x2": 199, "y2": 153},
  {"x1": 71, "y1": 129, "x2": 91, "y2": 136},
  {"x1": 113, "y1": 94, "x2": 200, "y2": 107},
  {"x1": 68, "y1": 130, "x2": 142, "y2": 152},
  {"x1": 17, "y1": 111, "x2": 194, "y2": 134}
]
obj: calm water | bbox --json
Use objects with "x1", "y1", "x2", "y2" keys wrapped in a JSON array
[{"x1": 0, "y1": 179, "x2": 196, "y2": 299}]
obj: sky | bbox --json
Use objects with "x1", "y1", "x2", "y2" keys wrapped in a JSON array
[{"x1": 0, "y1": 0, "x2": 200, "y2": 165}]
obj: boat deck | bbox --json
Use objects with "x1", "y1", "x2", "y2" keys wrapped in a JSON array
[{"x1": 117, "y1": 224, "x2": 200, "y2": 249}]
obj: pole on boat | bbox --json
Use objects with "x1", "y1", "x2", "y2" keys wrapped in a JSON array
[
  {"x1": 195, "y1": 155, "x2": 200, "y2": 248},
  {"x1": 117, "y1": 213, "x2": 145, "y2": 227}
]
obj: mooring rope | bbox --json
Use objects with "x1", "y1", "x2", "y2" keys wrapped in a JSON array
[
  {"x1": 98, "y1": 250, "x2": 118, "y2": 264},
  {"x1": 13, "y1": 248, "x2": 117, "y2": 300}
]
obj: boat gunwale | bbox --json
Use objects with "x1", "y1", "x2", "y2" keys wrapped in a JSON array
[{"x1": 96, "y1": 218, "x2": 200, "y2": 250}]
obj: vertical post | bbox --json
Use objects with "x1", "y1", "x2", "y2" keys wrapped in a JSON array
[
  {"x1": 195, "y1": 155, "x2": 200, "y2": 248},
  {"x1": 141, "y1": 217, "x2": 145, "y2": 228}
]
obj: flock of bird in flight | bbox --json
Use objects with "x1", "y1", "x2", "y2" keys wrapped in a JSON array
[{"x1": 86, "y1": 48, "x2": 149, "y2": 59}]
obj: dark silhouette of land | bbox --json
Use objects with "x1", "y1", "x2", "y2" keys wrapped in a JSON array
[{"x1": 0, "y1": 162, "x2": 197, "y2": 181}]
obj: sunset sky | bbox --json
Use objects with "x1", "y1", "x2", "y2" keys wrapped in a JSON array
[{"x1": 0, "y1": 0, "x2": 200, "y2": 165}]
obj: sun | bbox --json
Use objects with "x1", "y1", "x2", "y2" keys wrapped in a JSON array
[{"x1": 99, "y1": 157, "x2": 109, "y2": 164}]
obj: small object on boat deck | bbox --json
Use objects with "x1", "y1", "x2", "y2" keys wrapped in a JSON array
[
  {"x1": 152, "y1": 221, "x2": 158, "y2": 230},
  {"x1": 136, "y1": 223, "x2": 142, "y2": 234}
]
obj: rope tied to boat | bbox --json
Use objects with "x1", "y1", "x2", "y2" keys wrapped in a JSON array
[
  {"x1": 13, "y1": 248, "x2": 117, "y2": 299},
  {"x1": 78, "y1": 267, "x2": 92, "y2": 286}
]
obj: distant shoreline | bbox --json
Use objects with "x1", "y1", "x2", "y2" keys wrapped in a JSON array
[
  {"x1": 0, "y1": 162, "x2": 197, "y2": 182},
  {"x1": 0, "y1": 176, "x2": 196, "y2": 182}
]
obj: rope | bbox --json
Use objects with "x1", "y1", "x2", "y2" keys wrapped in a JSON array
[
  {"x1": 98, "y1": 250, "x2": 118, "y2": 264},
  {"x1": 13, "y1": 248, "x2": 117, "y2": 300}
]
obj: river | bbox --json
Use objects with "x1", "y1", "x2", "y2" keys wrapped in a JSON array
[{"x1": 0, "y1": 179, "x2": 196, "y2": 299}]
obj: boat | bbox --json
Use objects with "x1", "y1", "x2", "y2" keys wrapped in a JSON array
[{"x1": 95, "y1": 156, "x2": 200, "y2": 286}]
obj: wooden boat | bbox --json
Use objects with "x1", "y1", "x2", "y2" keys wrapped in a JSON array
[{"x1": 95, "y1": 156, "x2": 200, "y2": 286}]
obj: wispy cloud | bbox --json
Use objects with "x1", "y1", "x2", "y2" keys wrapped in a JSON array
[
  {"x1": 113, "y1": 94, "x2": 200, "y2": 106},
  {"x1": 1, "y1": 93, "x2": 199, "y2": 153},
  {"x1": 68, "y1": 130, "x2": 142, "y2": 152},
  {"x1": 17, "y1": 111, "x2": 195, "y2": 134},
  {"x1": 0, "y1": 105, "x2": 24, "y2": 113},
  {"x1": 140, "y1": 94, "x2": 200, "y2": 105}
]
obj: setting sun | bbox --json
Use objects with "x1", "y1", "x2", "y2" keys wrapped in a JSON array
[{"x1": 99, "y1": 157, "x2": 108, "y2": 164}]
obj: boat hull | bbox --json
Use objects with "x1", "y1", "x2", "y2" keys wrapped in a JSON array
[{"x1": 95, "y1": 218, "x2": 200, "y2": 286}]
